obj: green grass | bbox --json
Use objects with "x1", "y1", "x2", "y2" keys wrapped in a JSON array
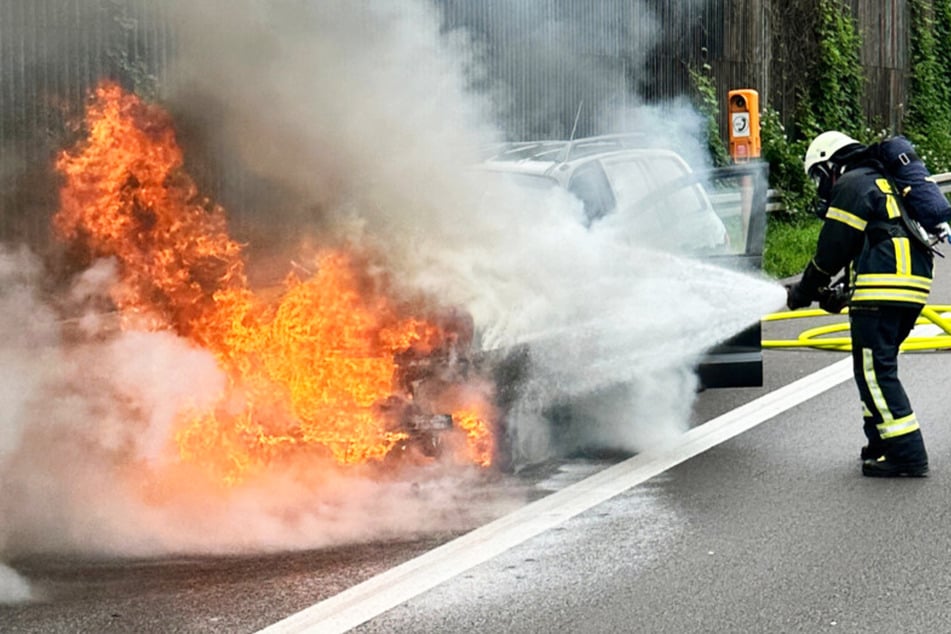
[{"x1": 763, "y1": 215, "x2": 822, "y2": 280}]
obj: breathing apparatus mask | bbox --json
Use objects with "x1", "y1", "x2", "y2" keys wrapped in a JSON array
[
  {"x1": 803, "y1": 131, "x2": 864, "y2": 220},
  {"x1": 808, "y1": 160, "x2": 838, "y2": 219}
]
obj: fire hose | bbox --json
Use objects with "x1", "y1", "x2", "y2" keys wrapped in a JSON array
[
  {"x1": 763, "y1": 224, "x2": 951, "y2": 352},
  {"x1": 761, "y1": 304, "x2": 951, "y2": 352}
]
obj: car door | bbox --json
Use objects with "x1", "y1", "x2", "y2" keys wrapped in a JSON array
[
  {"x1": 696, "y1": 162, "x2": 768, "y2": 388},
  {"x1": 634, "y1": 161, "x2": 769, "y2": 388}
]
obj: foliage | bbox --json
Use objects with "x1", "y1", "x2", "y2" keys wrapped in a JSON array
[
  {"x1": 765, "y1": 0, "x2": 865, "y2": 208},
  {"x1": 904, "y1": 0, "x2": 951, "y2": 172},
  {"x1": 797, "y1": 0, "x2": 866, "y2": 138},
  {"x1": 764, "y1": 214, "x2": 822, "y2": 279},
  {"x1": 761, "y1": 0, "x2": 866, "y2": 278},
  {"x1": 688, "y1": 64, "x2": 730, "y2": 167},
  {"x1": 759, "y1": 106, "x2": 814, "y2": 218}
]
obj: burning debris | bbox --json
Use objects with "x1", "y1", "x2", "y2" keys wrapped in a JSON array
[{"x1": 51, "y1": 80, "x2": 497, "y2": 485}]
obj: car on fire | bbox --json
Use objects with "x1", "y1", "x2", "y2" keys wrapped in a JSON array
[
  {"x1": 477, "y1": 134, "x2": 769, "y2": 389},
  {"x1": 278, "y1": 137, "x2": 770, "y2": 469}
]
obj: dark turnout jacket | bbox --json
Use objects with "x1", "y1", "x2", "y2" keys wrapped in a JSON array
[{"x1": 813, "y1": 164, "x2": 934, "y2": 308}]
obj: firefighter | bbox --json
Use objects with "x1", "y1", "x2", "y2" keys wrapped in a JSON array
[{"x1": 786, "y1": 130, "x2": 931, "y2": 477}]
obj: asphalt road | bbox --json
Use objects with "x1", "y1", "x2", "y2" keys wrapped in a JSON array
[
  {"x1": 344, "y1": 355, "x2": 951, "y2": 634},
  {"x1": 3, "y1": 255, "x2": 951, "y2": 633}
]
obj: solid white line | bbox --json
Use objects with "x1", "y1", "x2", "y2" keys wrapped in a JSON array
[{"x1": 256, "y1": 357, "x2": 854, "y2": 634}]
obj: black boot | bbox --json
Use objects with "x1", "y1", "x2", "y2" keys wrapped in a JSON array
[
  {"x1": 861, "y1": 430, "x2": 929, "y2": 478},
  {"x1": 862, "y1": 455, "x2": 929, "y2": 477},
  {"x1": 860, "y1": 420, "x2": 885, "y2": 461},
  {"x1": 860, "y1": 443, "x2": 885, "y2": 461}
]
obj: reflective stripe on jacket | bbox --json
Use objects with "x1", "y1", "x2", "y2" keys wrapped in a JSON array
[{"x1": 813, "y1": 165, "x2": 934, "y2": 308}]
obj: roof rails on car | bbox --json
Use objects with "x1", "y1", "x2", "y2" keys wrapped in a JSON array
[
  {"x1": 481, "y1": 141, "x2": 567, "y2": 163},
  {"x1": 481, "y1": 133, "x2": 650, "y2": 164}
]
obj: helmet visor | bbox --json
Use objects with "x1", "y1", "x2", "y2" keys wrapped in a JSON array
[{"x1": 809, "y1": 161, "x2": 835, "y2": 201}]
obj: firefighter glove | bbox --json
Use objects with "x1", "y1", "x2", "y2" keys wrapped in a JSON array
[
  {"x1": 786, "y1": 260, "x2": 832, "y2": 310},
  {"x1": 817, "y1": 280, "x2": 849, "y2": 314},
  {"x1": 786, "y1": 283, "x2": 812, "y2": 310}
]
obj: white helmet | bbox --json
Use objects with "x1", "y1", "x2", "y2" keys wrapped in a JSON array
[{"x1": 803, "y1": 131, "x2": 860, "y2": 176}]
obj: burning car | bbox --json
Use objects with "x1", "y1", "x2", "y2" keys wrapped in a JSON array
[
  {"x1": 48, "y1": 81, "x2": 770, "y2": 483},
  {"x1": 51, "y1": 81, "x2": 500, "y2": 483}
]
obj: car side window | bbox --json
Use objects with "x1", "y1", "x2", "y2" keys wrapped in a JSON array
[
  {"x1": 567, "y1": 163, "x2": 616, "y2": 224},
  {"x1": 599, "y1": 154, "x2": 730, "y2": 253},
  {"x1": 635, "y1": 158, "x2": 707, "y2": 217}
]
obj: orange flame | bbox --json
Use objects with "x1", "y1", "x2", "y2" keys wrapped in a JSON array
[{"x1": 53, "y1": 81, "x2": 495, "y2": 483}]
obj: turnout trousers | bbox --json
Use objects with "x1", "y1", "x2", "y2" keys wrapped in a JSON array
[{"x1": 849, "y1": 304, "x2": 926, "y2": 461}]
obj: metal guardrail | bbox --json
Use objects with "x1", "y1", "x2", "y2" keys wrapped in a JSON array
[
  {"x1": 712, "y1": 172, "x2": 951, "y2": 218},
  {"x1": 936, "y1": 172, "x2": 951, "y2": 193},
  {"x1": 709, "y1": 188, "x2": 784, "y2": 218}
]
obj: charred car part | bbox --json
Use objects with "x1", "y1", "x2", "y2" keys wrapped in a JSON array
[{"x1": 386, "y1": 307, "x2": 498, "y2": 463}]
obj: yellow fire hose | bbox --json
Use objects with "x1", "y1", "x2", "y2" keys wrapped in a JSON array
[{"x1": 762, "y1": 305, "x2": 951, "y2": 352}]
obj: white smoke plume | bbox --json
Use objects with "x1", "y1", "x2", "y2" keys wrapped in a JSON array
[
  {"x1": 159, "y1": 0, "x2": 783, "y2": 452},
  {"x1": 0, "y1": 0, "x2": 786, "y2": 600}
]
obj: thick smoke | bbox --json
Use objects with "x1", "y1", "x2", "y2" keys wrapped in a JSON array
[
  {"x1": 0, "y1": 0, "x2": 786, "y2": 603},
  {"x1": 158, "y1": 0, "x2": 783, "y2": 455}
]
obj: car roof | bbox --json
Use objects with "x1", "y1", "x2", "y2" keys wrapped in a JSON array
[{"x1": 480, "y1": 134, "x2": 693, "y2": 178}]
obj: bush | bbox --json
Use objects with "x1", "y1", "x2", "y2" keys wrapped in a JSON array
[
  {"x1": 689, "y1": 64, "x2": 731, "y2": 168},
  {"x1": 760, "y1": 106, "x2": 814, "y2": 218},
  {"x1": 760, "y1": 0, "x2": 864, "y2": 278},
  {"x1": 905, "y1": 0, "x2": 951, "y2": 171}
]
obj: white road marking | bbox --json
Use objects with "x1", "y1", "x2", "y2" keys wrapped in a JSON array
[{"x1": 256, "y1": 357, "x2": 853, "y2": 634}]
